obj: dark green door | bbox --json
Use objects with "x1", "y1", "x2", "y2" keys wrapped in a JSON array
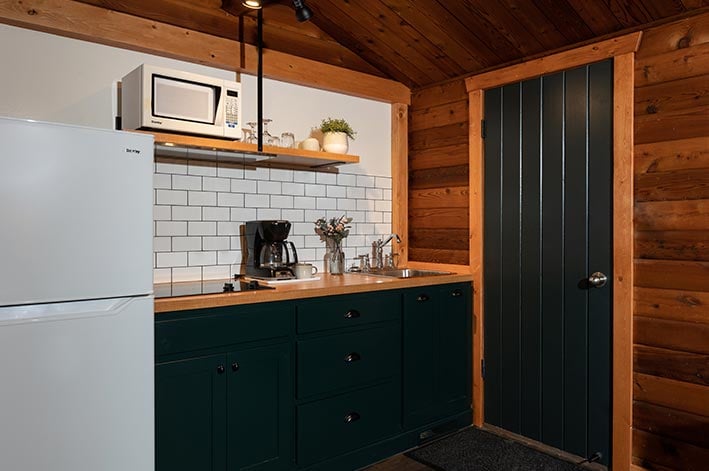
[
  {"x1": 403, "y1": 283, "x2": 472, "y2": 428},
  {"x1": 156, "y1": 354, "x2": 227, "y2": 471},
  {"x1": 226, "y1": 343, "x2": 292, "y2": 470},
  {"x1": 483, "y1": 60, "x2": 612, "y2": 464}
]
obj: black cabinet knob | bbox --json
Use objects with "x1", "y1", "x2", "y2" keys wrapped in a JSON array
[
  {"x1": 344, "y1": 309, "x2": 361, "y2": 319},
  {"x1": 344, "y1": 412, "x2": 360, "y2": 423},
  {"x1": 417, "y1": 294, "x2": 429, "y2": 302},
  {"x1": 216, "y1": 365, "x2": 225, "y2": 374},
  {"x1": 451, "y1": 289, "x2": 462, "y2": 297},
  {"x1": 231, "y1": 362, "x2": 239, "y2": 372},
  {"x1": 344, "y1": 352, "x2": 361, "y2": 363}
]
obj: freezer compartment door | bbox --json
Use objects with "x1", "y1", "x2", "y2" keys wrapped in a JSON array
[
  {"x1": 0, "y1": 117, "x2": 154, "y2": 306},
  {"x1": 0, "y1": 295, "x2": 154, "y2": 471}
]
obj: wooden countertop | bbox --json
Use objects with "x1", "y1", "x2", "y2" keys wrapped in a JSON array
[{"x1": 154, "y1": 272, "x2": 473, "y2": 313}]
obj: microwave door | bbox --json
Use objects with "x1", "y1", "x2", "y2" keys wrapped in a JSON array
[{"x1": 153, "y1": 76, "x2": 216, "y2": 124}]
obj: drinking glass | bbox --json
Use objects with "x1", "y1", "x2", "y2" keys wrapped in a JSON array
[
  {"x1": 246, "y1": 122, "x2": 258, "y2": 144},
  {"x1": 261, "y1": 118, "x2": 273, "y2": 143},
  {"x1": 280, "y1": 132, "x2": 295, "y2": 149},
  {"x1": 241, "y1": 127, "x2": 253, "y2": 144}
]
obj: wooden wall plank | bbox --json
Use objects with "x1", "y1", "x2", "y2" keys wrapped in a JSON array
[
  {"x1": 409, "y1": 228, "x2": 469, "y2": 249},
  {"x1": 411, "y1": 80, "x2": 468, "y2": 109},
  {"x1": 635, "y1": 168, "x2": 709, "y2": 201},
  {"x1": 634, "y1": 344, "x2": 709, "y2": 385},
  {"x1": 409, "y1": 165, "x2": 469, "y2": 190},
  {"x1": 635, "y1": 137, "x2": 709, "y2": 174},
  {"x1": 635, "y1": 199, "x2": 709, "y2": 231},
  {"x1": 635, "y1": 13, "x2": 709, "y2": 59},
  {"x1": 409, "y1": 122, "x2": 468, "y2": 150},
  {"x1": 634, "y1": 400, "x2": 709, "y2": 449},
  {"x1": 632, "y1": 428, "x2": 709, "y2": 471},
  {"x1": 635, "y1": 75, "x2": 709, "y2": 118},
  {"x1": 635, "y1": 103, "x2": 709, "y2": 144},
  {"x1": 635, "y1": 259, "x2": 709, "y2": 291},
  {"x1": 408, "y1": 207, "x2": 468, "y2": 229},
  {"x1": 634, "y1": 316, "x2": 709, "y2": 354},
  {"x1": 408, "y1": 186, "x2": 469, "y2": 209},
  {"x1": 635, "y1": 287, "x2": 709, "y2": 324},
  {"x1": 409, "y1": 143, "x2": 469, "y2": 171},
  {"x1": 407, "y1": 248, "x2": 469, "y2": 266},
  {"x1": 0, "y1": 0, "x2": 411, "y2": 104},
  {"x1": 633, "y1": 372, "x2": 709, "y2": 417},
  {"x1": 409, "y1": 100, "x2": 468, "y2": 132},
  {"x1": 635, "y1": 230, "x2": 709, "y2": 260},
  {"x1": 635, "y1": 42, "x2": 709, "y2": 87}
]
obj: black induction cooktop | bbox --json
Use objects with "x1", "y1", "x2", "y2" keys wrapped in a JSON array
[{"x1": 154, "y1": 276, "x2": 274, "y2": 299}]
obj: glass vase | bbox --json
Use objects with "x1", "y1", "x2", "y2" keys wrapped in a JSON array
[{"x1": 329, "y1": 240, "x2": 345, "y2": 275}]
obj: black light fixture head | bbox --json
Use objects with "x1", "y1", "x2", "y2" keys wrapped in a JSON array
[
  {"x1": 292, "y1": 0, "x2": 312, "y2": 22},
  {"x1": 242, "y1": 0, "x2": 262, "y2": 9}
]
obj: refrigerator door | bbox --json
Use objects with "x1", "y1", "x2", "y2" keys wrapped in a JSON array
[
  {"x1": 0, "y1": 117, "x2": 154, "y2": 306},
  {"x1": 0, "y1": 295, "x2": 154, "y2": 471}
]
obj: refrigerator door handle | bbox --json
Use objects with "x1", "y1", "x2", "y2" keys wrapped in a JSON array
[{"x1": 0, "y1": 296, "x2": 144, "y2": 326}]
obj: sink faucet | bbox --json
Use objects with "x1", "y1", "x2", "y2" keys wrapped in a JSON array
[{"x1": 372, "y1": 233, "x2": 401, "y2": 270}]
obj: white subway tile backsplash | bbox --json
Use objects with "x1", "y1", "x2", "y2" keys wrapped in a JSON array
[
  {"x1": 245, "y1": 194, "x2": 270, "y2": 208},
  {"x1": 156, "y1": 221, "x2": 187, "y2": 237},
  {"x1": 203, "y1": 236, "x2": 231, "y2": 251},
  {"x1": 327, "y1": 185, "x2": 347, "y2": 198},
  {"x1": 218, "y1": 192, "x2": 245, "y2": 207},
  {"x1": 154, "y1": 162, "x2": 393, "y2": 283},
  {"x1": 188, "y1": 221, "x2": 216, "y2": 236},
  {"x1": 172, "y1": 206, "x2": 202, "y2": 221},
  {"x1": 173, "y1": 174, "x2": 202, "y2": 191},
  {"x1": 172, "y1": 236, "x2": 202, "y2": 252},
  {"x1": 156, "y1": 189, "x2": 187, "y2": 206},
  {"x1": 203, "y1": 177, "x2": 231, "y2": 192},
  {"x1": 188, "y1": 191, "x2": 217, "y2": 206},
  {"x1": 188, "y1": 251, "x2": 217, "y2": 266},
  {"x1": 203, "y1": 207, "x2": 230, "y2": 221},
  {"x1": 157, "y1": 252, "x2": 187, "y2": 268}
]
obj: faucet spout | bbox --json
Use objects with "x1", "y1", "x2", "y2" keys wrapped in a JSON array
[{"x1": 377, "y1": 233, "x2": 401, "y2": 248}]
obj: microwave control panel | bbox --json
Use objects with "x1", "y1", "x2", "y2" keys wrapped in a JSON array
[{"x1": 224, "y1": 87, "x2": 241, "y2": 139}]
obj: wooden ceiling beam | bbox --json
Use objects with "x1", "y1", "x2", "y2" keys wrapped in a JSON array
[{"x1": 0, "y1": 0, "x2": 410, "y2": 104}]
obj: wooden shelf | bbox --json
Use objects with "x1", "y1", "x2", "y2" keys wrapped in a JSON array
[{"x1": 140, "y1": 131, "x2": 359, "y2": 172}]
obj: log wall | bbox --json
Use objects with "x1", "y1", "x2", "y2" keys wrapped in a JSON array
[
  {"x1": 632, "y1": 13, "x2": 709, "y2": 471},
  {"x1": 408, "y1": 80, "x2": 470, "y2": 265}
]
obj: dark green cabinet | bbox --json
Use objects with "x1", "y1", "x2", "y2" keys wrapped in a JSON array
[
  {"x1": 402, "y1": 283, "x2": 472, "y2": 428},
  {"x1": 155, "y1": 303, "x2": 293, "y2": 471}
]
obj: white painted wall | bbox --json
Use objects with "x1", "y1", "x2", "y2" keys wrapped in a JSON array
[{"x1": 0, "y1": 23, "x2": 391, "y2": 177}]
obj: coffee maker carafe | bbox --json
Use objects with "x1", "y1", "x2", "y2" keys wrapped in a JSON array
[{"x1": 245, "y1": 220, "x2": 299, "y2": 279}]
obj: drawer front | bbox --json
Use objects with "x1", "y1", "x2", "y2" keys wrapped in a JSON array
[
  {"x1": 296, "y1": 291, "x2": 400, "y2": 334},
  {"x1": 297, "y1": 324, "x2": 399, "y2": 398},
  {"x1": 297, "y1": 381, "x2": 400, "y2": 466},
  {"x1": 156, "y1": 303, "x2": 292, "y2": 357}
]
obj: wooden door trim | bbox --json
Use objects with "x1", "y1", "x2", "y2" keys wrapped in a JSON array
[{"x1": 466, "y1": 33, "x2": 640, "y2": 471}]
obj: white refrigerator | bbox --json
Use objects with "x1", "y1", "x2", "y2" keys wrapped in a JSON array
[{"x1": 0, "y1": 117, "x2": 155, "y2": 471}]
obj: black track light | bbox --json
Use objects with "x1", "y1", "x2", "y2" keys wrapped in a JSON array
[{"x1": 292, "y1": 0, "x2": 312, "y2": 22}]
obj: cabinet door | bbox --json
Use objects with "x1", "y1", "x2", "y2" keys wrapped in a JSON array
[
  {"x1": 156, "y1": 354, "x2": 227, "y2": 471},
  {"x1": 403, "y1": 283, "x2": 472, "y2": 428},
  {"x1": 226, "y1": 343, "x2": 293, "y2": 471}
]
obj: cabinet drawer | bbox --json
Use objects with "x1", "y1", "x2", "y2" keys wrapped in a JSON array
[
  {"x1": 297, "y1": 381, "x2": 400, "y2": 466},
  {"x1": 156, "y1": 303, "x2": 292, "y2": 357},
  {"x1": 296, "y1": 291, "x2": 400, "y2": 334},
  {"x1": 297, "y1": 324, "x2": 399, "y2": 398}
]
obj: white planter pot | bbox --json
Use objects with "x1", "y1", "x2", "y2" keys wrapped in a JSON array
[{"x1": 322, "y1": 132, "x2": 349, "y2": 154}]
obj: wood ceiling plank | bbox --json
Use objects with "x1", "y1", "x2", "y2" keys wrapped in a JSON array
[
  {"x1": 565, "y1": 0, "x2": 623, "y2": 36},
  {"x1": 439, "y1": 1, "x2": 545, "y2": 57},
  {"x1": 641, "y1": 0, "x2": 689, "y2": 19},
  {"x1": 531, "y1": 0, "x2": 595, "y2": 42},
  {"x1": 495, "y1": 0, "x2": 568, "y2": 51},
  {"x1": 380, "y1": 0, "x2": 492, "y2": 72},
  {"x1": 608, "y1": 0, "x2": 656, "y2": 27},
  {"x1": 311, "y1": 0, "x2": 448, "y2": 86},
  {"x1": 0, "y1": 0, "x2": 410, "y2": 103}
]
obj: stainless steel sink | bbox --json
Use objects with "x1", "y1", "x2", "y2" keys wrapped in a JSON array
[{"x1": 350, "y1": 268, "x2": 451, "y2": 278}]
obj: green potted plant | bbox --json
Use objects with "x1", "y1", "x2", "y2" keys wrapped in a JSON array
[{"x1": 319, "y1": 117, "x2": 356, "y2": 154}]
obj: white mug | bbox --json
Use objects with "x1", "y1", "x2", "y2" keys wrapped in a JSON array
[{"x1": 294, "y1": 263, "x2": 318, "y2": 279}]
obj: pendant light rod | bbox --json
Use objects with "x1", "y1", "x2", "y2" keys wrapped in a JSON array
[{"x1": 257, "y1": 7, "x2": 263, "y2": 152}]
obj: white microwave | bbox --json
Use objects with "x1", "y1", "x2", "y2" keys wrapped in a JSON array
[{"x1": 121, "y1": 64, "x2": 242, "y2": 140}]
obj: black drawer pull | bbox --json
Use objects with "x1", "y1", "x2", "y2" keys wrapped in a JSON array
[
  {"x1": 344, "y1": 352, "x2": 361, "y2": 363},
  {"x1": 451, "y1": 289, "x2": 463, "y2": 297},
  {"x1": 344, "y1": 412, "x2": 360, "y2": 423},
  {"x1": 417, "y1": 294, "x2": 429, "y2": 302},
  {"x1": 216, "y1": 365, "x2": 225, "y2": 374},
  {"x1": 231, "y1": 362, "x2": 239, "y2": 372},
  {"x1": 344, "y1": 309, "x2": 361, "y2": 319}
]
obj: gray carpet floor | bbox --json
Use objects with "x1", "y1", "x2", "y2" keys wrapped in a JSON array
[{"x1": 406, "y1": 427, "x2": 589, "y2": 471}]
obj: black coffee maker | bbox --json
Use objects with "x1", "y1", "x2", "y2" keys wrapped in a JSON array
[{"x1": 245, "y1": 220, "x2": 299, "y2": 279}]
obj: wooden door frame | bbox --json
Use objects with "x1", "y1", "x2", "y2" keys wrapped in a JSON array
[{"x1": 465, "y1": 32, "x2": 641, "y2": 471}]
